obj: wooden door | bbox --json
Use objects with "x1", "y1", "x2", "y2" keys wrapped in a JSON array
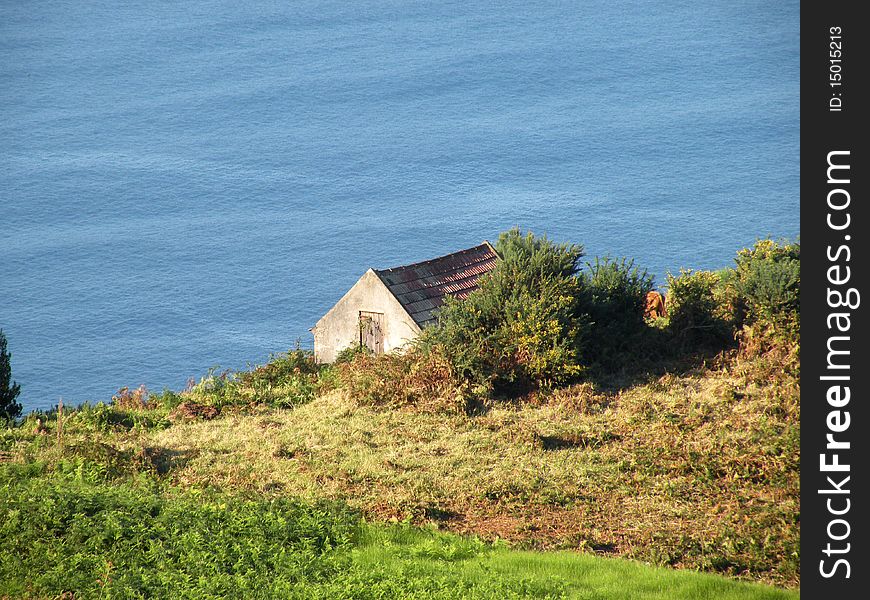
[{"x1": 359, "y1": 311, "x2": 384, "y2": 354}]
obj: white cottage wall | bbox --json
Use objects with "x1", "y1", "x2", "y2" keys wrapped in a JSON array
[{"x1": 312, "y1": 269, "x2": 421, "y2": 363}]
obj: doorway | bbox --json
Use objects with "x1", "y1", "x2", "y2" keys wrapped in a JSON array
[{"x1": 359, "y1": 311, "x2": 384, "y2": 354}]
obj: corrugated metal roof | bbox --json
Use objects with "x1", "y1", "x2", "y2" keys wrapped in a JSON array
[{"x1": 374, "y1": 242, "x2": 500, "y2": 328}]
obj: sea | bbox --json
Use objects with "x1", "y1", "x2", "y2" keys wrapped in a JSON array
[{"x1": 1, "y1": 0, "x2": 799, "y2": 412}]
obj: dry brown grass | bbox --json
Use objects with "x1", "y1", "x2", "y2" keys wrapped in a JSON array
[{"x1": 146, "y1": 350, "x2": 799, "y2": 587}]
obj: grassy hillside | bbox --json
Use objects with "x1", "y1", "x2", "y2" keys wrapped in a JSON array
[
  {"x1": 152, "y1": 350, "x2": 800, "y2": 587},
  {"x1": 1, "y1": 346, "x2": 799, "y2": 597}
]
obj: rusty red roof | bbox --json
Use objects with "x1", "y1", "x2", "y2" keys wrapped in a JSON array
[{"x1": 374, "y1": 242, "x2": 500, "y2": 328}]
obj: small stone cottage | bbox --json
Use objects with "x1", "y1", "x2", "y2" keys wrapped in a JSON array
[{"x1": 312, "y1": 242, "x2": 499, "y2": 363}]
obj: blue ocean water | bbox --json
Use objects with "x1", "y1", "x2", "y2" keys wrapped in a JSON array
[{"x1": 2, "y1": 0, "x2": 799, "y2": 412}]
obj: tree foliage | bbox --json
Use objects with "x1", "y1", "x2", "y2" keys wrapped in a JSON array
[
  {"x1": 419, "y1": 228, "x2": 586, "y2": 392},
  {"x1": 666, "y1": 238, "x2": 800, "y2": 352},
  {"x1": 578, "y1": 256, "x2": 655, "y2": 368},
  {"x1": 1, "y1": 330, "x2": 23, "y2": 423},
  {"x1": 666, "y1": 269, "x2": 732, "y2": 349}
]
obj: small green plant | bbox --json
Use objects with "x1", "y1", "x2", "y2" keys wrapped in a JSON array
[
  {"x1": 238, "y1": 349, "x2": 321, "y2": 408},
  {"x1": 173, "y1": 350, "x2": 324, "y2": 411},
  {"x1": 334, "y1": 344, "x2": 373, "y2": 365},
  {"x1": 61, "y1": 401, "x2": 170, "y2": 434}
]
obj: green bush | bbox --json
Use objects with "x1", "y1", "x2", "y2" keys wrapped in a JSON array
[
  {"x1": 579, "y1": 256, "x2": 655, "y2": 369},
  {"x1": 419, "y1": 228, "x2": 586, "y2": 392},
  {"x1": 245, "y1": 349, "x2": 320, "y2": 380},
  {"x1": 718, "y1": 239, "x2": 800, "y2": 362},
  {"x1": 666, "y1": 239, "x2": 800, "y2": 355},
  {"x1": 0, "y1": 330, "x2": 22, "y2": 424},
  {"x1": 493, "y1": 227, "x2": 584, "y2": 283},
  {"x1": 503, "y1": 275, "x2": 587, "y2": 388},
  {"x1": 152, "y1": 388, "x2": 185, "y2": 411},
  {"x1": 666, "y1": 269, "x2": 732, "y2": 349},
  {"x1": 415, "y1": 230, "x2": 665, "y2": 390},
  {"x1": 236, "y1": 350, "x2": 318, "y2": 408},
  {"x1": 180, "y1": 350, "x2": 323, "y2": 410},
  {"x1": 731, "y1": 239, "x2": 800, "y2": 333},
  {"x1": 68, "y1": 402, "x2": 171, "y2": 433},
  {"x1": 334, "y1": 344, "x2": 373, "y2": 365}
]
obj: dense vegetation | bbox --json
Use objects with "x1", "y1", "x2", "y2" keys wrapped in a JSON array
[
  {"x1": 1, "y1": 330, "x2": 22, "y2": 423},
  {"x1": 418, "y1": 229, "x2": 588, "y2": 392},
  {"x1": 0, "y1": 232, "x2": 800, "y2": 597},
  {"x1": 666, "y1": 238, "x2": 800, "y2": 355},
  {"x1": 343, "y1": 231, "x2": 799, "y2": 412},
  {"x1": 0, "y1": 456, "x2": 796, "y2": 599},
  {"x1": 414, "y1": 229, "x2": 657, "y2": 393},
  {"x1": 1, "y1": 464, "x2": 356, "y2": 598}
]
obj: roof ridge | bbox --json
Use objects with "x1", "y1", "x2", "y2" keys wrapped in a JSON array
[{"x1": 374, "y1": 242, "x2": 495, "y2": 274}]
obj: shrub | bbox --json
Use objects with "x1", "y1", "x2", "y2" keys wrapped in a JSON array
[
  {"x1": 239, "y1": 349, "x2": 321, "y2": 408},
  {"x1": 578, "y1": 256, "x2": 655, "y2": 369},
  {"x1": 334, "y1": 344, "x2": 373, "y2": 365},
  {"x1": 710, "y1": 239, "x2": 798, "y2": 364},
  {"x1": 112, "y1": 384, "x2": 152, "y2": 410},
  {"x1": 504, "y1": 275, "x2": 587, "y2": 388},
  {"x1": 416, "y1": 231, "x2": 666, "y2": 390},
  {"x1": 338, "y1": 349, "x2": 470, "y2": 414},
  {"x1": 665, "y1": 239, "x2": 800, "y2": 356},
  {"x1": 247, "y1": 349, "x2": 320, "y2": 380},
  {"x1": 63, "y1": 402, "x2": 171, "y2": 434},
  {"x1": 666, "y1": 269, "x2": 732, "y2": 349},
  {"x1": 152, "y1": 389, "x2": 185, "y2": 411},
  {"x1": 419, "y1": 228, "x2": 586, "y2": 393},
  {"x1": 183, "y1": 367, "x2": 237, "y2": 406},
  {"x1": 0, "y1": 330, "x2": 22, "y2": 423},
  {"x1": 731, "y1": 239, "x2": 800, "y2": 334},
  {"x1": 179, "y1": 350, "x2": 323, "y2": 410}
]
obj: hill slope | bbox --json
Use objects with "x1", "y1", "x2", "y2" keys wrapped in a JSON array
[
  {"x1": 143, "y1": 349, "x2": 798, "y2": 587},
  {"x1": 1, "y1": 348, "x2": 799, "y2": 596}
]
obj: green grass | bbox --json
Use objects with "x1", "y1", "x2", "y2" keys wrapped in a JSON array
[
  {"x1": 136, "y1": 351, "x2": 799, "y2": 587},
  {"x1": 0, "y1": 463, "x2": 796, "y2": 599},
  {"x1": 0, "y1": 348, "x2": 798, "y2": 594},
  {"x1": 350, "y1": 526, "x2": 797, "y2": 600}
]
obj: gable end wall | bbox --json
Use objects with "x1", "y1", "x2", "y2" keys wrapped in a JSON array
[{"x1": 312, "y1": 269, "x2": 421, "y2": 363}]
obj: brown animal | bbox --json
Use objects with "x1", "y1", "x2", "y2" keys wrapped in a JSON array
[{"x1": 645, "y1": 291, "x2": 666, "y2": 319}]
